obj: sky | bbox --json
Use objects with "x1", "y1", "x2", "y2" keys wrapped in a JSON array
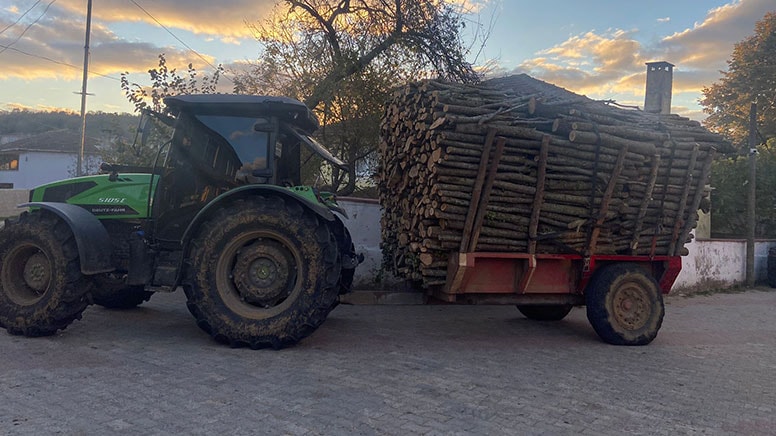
[{"x1": 0, "y1": 0, "x2": 773, "y2": 120}]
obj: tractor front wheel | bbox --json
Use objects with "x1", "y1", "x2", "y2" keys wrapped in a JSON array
[
  {"x1": 184, "y1": 197, "x2": 340, "y2": 349},
  {"x1": 585, "y1": 264, "x2": 664, "y2": 345},
  {"x1": 0, "y1": 211, "x2": 92, "y2": 336}
]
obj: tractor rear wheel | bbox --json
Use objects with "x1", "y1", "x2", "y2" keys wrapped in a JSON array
[
  {"x1": 184, "y1": 197, "x2": 340, "y2": 349},
  {"x1": 92, "y1": 274, "x2": 153, "y2": 309},
  {"x1": 585, "y1": 263, "x2": 664, "y2": 345},
  {"x1": 0, "y1": 211, "x2": 92, "y2": 336},
  {"x1": 517, "y1": 304, "x2": 573, "y2": 321}
]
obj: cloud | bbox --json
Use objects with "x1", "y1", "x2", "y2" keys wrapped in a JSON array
[
  {"x1": 0, "y1": 3, "x2": 223, "y2": 81},
  {"x1": 657, "y1": 17, "x2": 671, "y2": 23},
  {"x1": 449, "y1": 0, "x2": 493, "y2": 14},
  {"x1": 513, "y1": 29, "x2": 645, "y2": 96},
  {"x1": 4, "y1": 101, "x2": 78, "y2": 113},
  {"x1": 504, "y1": 0, "x2": 774, "y2": 109},
  {"x1": 54, "y1": 0, "x2": 276, "y2": 39},
  {"x1": 658, "y1": 0, "x2": 774, "y2": 72}
]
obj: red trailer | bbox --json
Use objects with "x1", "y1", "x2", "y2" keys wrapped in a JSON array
[
  {"x1": 377, "y1": 75, "x2": 722, "y2": 346},
  {"x1": 438, "y1": 252, "x2": 681, "y2": 345}
]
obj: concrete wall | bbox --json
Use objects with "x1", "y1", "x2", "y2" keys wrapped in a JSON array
[
  {"x1": 673, "y1": 237, "x2": 776, "y2": 290},
  {"x1": 338, "y1": 197, "x2": 403, "y2": 290},
  {"x1": 0, "y1": 189, "x2": 28, "y2": 218},
  {"x1": 338, "y1": 198, "x2": 776, "y2": 291}
]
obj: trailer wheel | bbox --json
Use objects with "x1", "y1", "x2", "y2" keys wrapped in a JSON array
[
  {"x1": 0, "y1": 211, "x2": 92, "y2": 336},
  {"x1": 91, "y1": 274, "x2": 153, "y2": 309},
  {"x1": 517, "y1": 304, "x2": 573, "y2": 321},
  {"x1": 184, "y1": 197, "x2": 340, "y2": 349},
  {"x1": 585, "y1": 264, "x2": 664, "y2": 345}
]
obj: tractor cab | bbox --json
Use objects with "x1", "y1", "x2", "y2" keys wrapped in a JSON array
[{"x1": 140, "y1": 95, "x2": 348, "y2": 240}]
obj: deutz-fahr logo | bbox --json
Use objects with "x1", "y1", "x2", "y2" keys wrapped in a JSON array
[{"x1": 98, "y1": 197, "x2": 126, "y2": 204}]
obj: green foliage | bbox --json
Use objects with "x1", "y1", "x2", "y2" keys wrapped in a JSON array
[
  {"x1": 120, "y1": 54, "x2": 224, "y2": 113},
  {"x1": 702, "y1": 12, "x2": 776, "y2": 238},
  {"x1": 710, "y1": 140, "x2": 776, "y2": 238},
  {"x1": 0, "y1": 110, "x2": 136, "y2": 138},
  {"x1": 701, "y1": 12, "x2": 776, "y2": 148}
]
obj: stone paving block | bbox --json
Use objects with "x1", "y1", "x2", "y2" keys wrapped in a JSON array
[{"x1": 0, "y1": 290, "x2": 775, "y2": 434}]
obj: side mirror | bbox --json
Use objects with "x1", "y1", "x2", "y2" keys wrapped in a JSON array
[{"x1": 139, "y1": 116, "x2": 151, "y2": 146}]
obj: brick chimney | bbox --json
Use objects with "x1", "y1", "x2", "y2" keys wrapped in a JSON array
[{"x1": 644, "y1": 61, "x2": 674, "y2": 114}]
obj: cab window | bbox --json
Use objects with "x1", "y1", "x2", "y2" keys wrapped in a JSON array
[{"x1": 195, "y1": 115, "x2": 271, "y2": 176}]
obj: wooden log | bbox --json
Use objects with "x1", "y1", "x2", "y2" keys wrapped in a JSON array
[
  {"x1": 630, "y1": 156, "x2": 661, "y2": 254},
  {"x1": 468, "y1": 136, "x2": 506, "y2": 252},
  {"x1": 675, "y1": 150, "x2": 714, "y2": 255},
  {"x1": 460, "y1": 129, "x2": 496, "y2": 252},
  {"x1": 569, "y1": 130, "x2": 657, "y2": 156},
  {"x1": 529, "y1": 135, "x2": 550, "y2": 253}
]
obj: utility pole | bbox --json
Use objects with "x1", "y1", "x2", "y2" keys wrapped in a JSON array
[
  {"x1": 77, "y1": 0, "x2": 93, "y2": 177},
  {"x1": 746, "y1": 101, "x2": 757, "y2": 287}
]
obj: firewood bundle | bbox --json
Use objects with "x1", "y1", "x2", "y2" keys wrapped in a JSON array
[{"x1": 377, "y1": 74, "x2": 724, "y2": 287}]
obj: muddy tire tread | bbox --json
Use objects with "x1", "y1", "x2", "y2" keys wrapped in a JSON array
[
  {"x1": 183, "y1": 196, "x2": 340, "y2": 349},
  {"x1": 0, "y1": 211, "x2": 92, "y2": 337}
]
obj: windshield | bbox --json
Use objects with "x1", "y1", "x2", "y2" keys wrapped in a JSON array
[
  {"x1": 287, "y1": 126, "x2": 348, "y2": 171},
  {"x1": 195, "y1": 115, "x2": 271, "y2": 173}
]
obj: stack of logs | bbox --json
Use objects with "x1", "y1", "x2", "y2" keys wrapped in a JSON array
[{"x1": 378, "y1": 74, "x2": 724, "y2": 287}]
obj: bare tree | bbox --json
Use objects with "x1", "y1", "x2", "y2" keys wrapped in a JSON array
[{"x1": 233, "y1": 0, "x2": 483, "y2": 195}]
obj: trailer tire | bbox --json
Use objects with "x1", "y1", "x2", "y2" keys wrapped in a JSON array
[
  {"x1": 0, "y1": 211, "x2": 92, "y2": 336},
  {"x1": 586, "y1": 264, "x2": 664, "y2": 345},
  {"x1": 517, "y1": 304, "x2": 573, "y2": 321},
  {"x1": 184, "y1": 196, "x2": 340, "y2": 349},
  {"x1": 91, "y1": 274, "x2": 153, "y2": 309}
]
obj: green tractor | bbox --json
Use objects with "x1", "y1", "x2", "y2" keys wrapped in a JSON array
[{"x1": 0, "y1": 95, "x2": 361, "y2": 349}]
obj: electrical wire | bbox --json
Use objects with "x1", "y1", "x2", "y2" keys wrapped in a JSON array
[
  {"x1": 0, "y1": 0, "x2": 43, "y2": 36},
  {"x1": 0, "y1": 0, "x2": 228, "y2": 85},
  {"x1": 127, "y1": 0, "x2": 231, "y2": 83},
  {"x1": 0, "y1": 0, "x2": 57, "y2": 55},
  {"x1": 0, "y1": 42, "x2": 121, "y2": 82}
]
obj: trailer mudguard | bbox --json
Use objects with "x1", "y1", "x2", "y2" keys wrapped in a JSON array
[{"x1": 20, "y1": 202, "x2": 115, "y2": 275}]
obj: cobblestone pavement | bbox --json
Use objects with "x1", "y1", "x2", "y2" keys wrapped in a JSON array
[{"x1": 1, "y1": 289, "x2": 775, "y2": 436}]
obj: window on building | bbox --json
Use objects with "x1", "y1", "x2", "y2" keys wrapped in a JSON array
[{"x1": 0, "y1": 153, "x2": 19, "y2": 171}]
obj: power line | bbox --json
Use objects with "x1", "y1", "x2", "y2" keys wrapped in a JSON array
[
  {"x1": 1, "y1": 0, "x2": 230, "y2": 85},
  {"x1": 127, "y1": 0, "x2": 232, "y2": 83},
  {"x1": 0, "y1": 42, "x2": 121, "y2": 82},
  {"x1": 0, "y1": 0, "x2": 57, "y2": 55},
  {"x1": 0, "y1": 0, "x2": 43, "y2": 36}
]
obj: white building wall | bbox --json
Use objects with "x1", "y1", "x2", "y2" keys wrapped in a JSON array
[
  {"x1": 673, "y1": 238, "x2": 746, "y2": 289},
  {"x1": 1, "y1": 151, "x2": 73, "y2": 190},
  {"x1": 673, "y1": 238, "x2": 776, "y2": 290},
  {"x1": 0, "y1": 152, "x2": 100, "y2": 190}
]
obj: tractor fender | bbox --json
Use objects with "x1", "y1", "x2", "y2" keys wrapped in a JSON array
[
  {"x1": 181, "y1": 184, "x2": 335, "y2": 250},
  {"x1": 19, "y1": 202, "x2": 114, "y2": 275}
]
